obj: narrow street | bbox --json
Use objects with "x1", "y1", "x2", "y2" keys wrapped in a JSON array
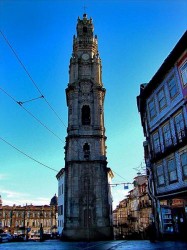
[{"x1": 1, "y1": 240, "x2": 187, "y2": 250}]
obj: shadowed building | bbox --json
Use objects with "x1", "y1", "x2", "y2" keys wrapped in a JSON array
[
  {"x1": 59, "y1": 13, "x2": 113, "y2": 241},
  {"x1": 137, "y1": 31, "x2": 187, "y2": 240}
]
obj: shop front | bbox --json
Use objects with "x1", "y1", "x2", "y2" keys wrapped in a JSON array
[{"x1": 159, "y1": 197, "x2": 187, "y2": 240}]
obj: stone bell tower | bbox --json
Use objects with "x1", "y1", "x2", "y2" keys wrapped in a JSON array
[{"x1": 63, "y1": 13, "x2": 113, "y2": 241}]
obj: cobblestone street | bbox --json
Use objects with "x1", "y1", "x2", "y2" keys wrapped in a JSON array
[{"x1": 1, "y1": 240, "x2": 187, "y2": 250}]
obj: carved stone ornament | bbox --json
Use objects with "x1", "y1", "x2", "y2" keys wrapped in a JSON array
[{"x1": 81, "y1": 82, "x2": 91, "y2": 93}]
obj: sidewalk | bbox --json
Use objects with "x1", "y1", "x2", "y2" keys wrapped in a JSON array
[{"x1": 0, "y1": 240, "x2": 187, "y2": 250}]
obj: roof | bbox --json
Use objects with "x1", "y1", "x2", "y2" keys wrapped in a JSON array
[
  {"x1": 56, "y1": 167, "x2": 65, "y2": 180},
  {"x1": 139, "y1": 30, "x2": 187, "y2": 98},
  {"x1": 50, "y1": 194, "x2": 58, "y2": 206}
]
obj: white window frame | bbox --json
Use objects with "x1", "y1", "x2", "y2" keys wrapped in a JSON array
[
  {"x1": 167, "y1": 158, "x2": 178, "y2": 183},
  {"x1": 162, "y1": 122, "x2": 172, "y2": 148},
  {"x1": 148, "y1": 98, "x2": 156, "y2": 120},
  {"x1": 180, "y1": 151, "x2": 187, "y2": 180},
  {"x1": 156, "y1": 164, "x2": 165, "y2": 186},
  {"x1": 157, "y1": 88, "x2": 166, "y2": 111},
  {"x1": 174, "y1": 111, "x2": 185, "y2": 141},
  {"x1": 180, "y1": 60, "x2": 187, "y2": 86},
  {"x1": 167, "y1": 75, "x2": 178, "y2": 99},
  {"x1": 152, "y1": 131, "x2": 161, "y2": 153}
]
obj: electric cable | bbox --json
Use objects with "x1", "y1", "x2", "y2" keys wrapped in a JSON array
[
  {"x1": 112, "y1": 170, "x2": 130, "y2": 183},
  {"x1": 1, "y1": 135, "x2": 131, "y2": 184},
  {"x1": 0, "y1": 86, "x2": 135, "y2": 182},
  {"x1": 0, "y1": 86, "x2": 64, "y2": 144},
  {"x1": 0, "y1": 30, "x2": 67, "y2": 128},
  {"x1": 0, "y1": 136, "x2": 58, "y2": 172}
]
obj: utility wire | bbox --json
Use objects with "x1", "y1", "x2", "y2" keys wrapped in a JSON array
[
  {"x1": 0, "y1": 86, "x2": 134, "y2": 182},
  {"x1": 1, "y1": 30, "x2": 85, "y2": 154},
  {"x1": 112, "y1": 170, "x2": 130, "y2": 183},
  {"x1": 1, "y1": 136, "x2": 131, "y2": 183},
  {"x1": 0, "y1": 86, "x2": 64, "y2": 144},
  {"x1": 18, "y1": 95, "x2": 44, "y2": 105},
  {"x1": 0, "y1": 136, "x2": 58, "y2": 172},
  {"x1": 0, "y1": 33, "x2": 133, "y2": 180},
  {"x1": 0, "y1": 30, "x2": 67, "y2": 128}
]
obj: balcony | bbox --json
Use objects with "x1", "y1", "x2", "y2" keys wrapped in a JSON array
[{"x1": 150, "y1": 127, "x2": 187, "y2": 162}]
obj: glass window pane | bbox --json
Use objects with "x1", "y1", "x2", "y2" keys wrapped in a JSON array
[
  {"x1": 181, "y1": 152, "x2": 187, "y2": 166},
  {"x1": 168, "y1": 159, "x2": 175, "y2": 171},
  {"x1": 169, "y1": 170, "x2": 177, "y2": 182},
  {"x1": 158, "y1": 89, "x2": 166, "y2": 110},
  {"x1": 148, "y1": 99, "x2": 156, "y2": 119},
  {"x1": 174, "y1": 112, "x2": 185, "y2": 132},
  {"x1": 168, "y1": 76, "x2": 178, "y2": 98},
  {"x1": 180, "y1": 61, "x2": 187, "y2": 86},
  {"x1": 183, "y1": 166, "x2": 187, "y2": 176},
  {"x1": 158, "y1": 175, "x2": 164, "y2": 185},
  {"x1": 157, "y1": 165, "x2": 163, "y2": 175},
  {"x1": 163, "y1": 123, "x2": 172, "y2": 146}
]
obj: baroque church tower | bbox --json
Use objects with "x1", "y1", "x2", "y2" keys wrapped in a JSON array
[{"x1": 63, "y1": 13, "x2": 113, "y2": 240}]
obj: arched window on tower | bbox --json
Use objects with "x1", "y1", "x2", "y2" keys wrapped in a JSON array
[
  {"x1": 83, "y1": 143, "x2": 90, "y2": 160},
  {"x1": 83, "y1": 26, "x2": 87, "y2": 33},
  {"x1": 82, "y1": 105, "x2": 91, "y2": 125}
]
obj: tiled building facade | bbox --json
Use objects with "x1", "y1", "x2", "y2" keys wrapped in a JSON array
[
  {"x1": 137, "y1": 31, "x2": 187, "y2": 239},
  {"x1": 113, "y1": 175, "x2": 152, "y2": 239},
  {"x1": 56, "y1": 168, "x2": 65, "y2": 236},
  {"x1": 0, "y1": 195, "x2": 58, "y2": 238}
]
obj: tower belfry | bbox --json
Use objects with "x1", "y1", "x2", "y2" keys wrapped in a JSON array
[{"x1": 63, "y1": 13, "x2": 113, "y2": 240}]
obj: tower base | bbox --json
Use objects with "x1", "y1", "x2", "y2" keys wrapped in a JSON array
[{"x1": 62, "y1": 226, "x2": 113, "y2": 241}]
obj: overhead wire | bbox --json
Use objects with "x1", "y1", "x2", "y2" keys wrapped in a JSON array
[
  {"x1": 0, "y1": 86, "x2": 64, "y2": 144},
  {"x1": 0, "y1": 30, "x2": 97, "y2": 154},
  {"x1": 0, "y1": 30, "x2": 67, "y2": 128},
  {"x1": 0, "y1": 85, "x2": 81, "y2": 155},
  {"x1": 112, "y1": 170, "x2": 131, "y2": 183},
  {"x1": 1, "y1": 86, "x2": 130, "y2": 180},
  {"x1": 0, "y1": 136, "x2": 58, "y2": 172},
  {"x1": 0, "y1": 31, "x2": 130, "y2": 181}
]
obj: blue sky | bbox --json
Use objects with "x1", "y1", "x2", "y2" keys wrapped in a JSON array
[{"x1": 0, "y1": 0, "x2": 186, "y2": 208}]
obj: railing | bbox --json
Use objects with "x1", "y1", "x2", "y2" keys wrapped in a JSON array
[{"x1": 150, "y1": 127, "x2": 187, "y2": 162}]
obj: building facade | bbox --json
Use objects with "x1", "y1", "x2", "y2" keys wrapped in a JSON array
[
  {"x1": 0, "y1": 195, "x2": 58, "y2": 238},
  {"x1": 62, "y1": 13, "x2": 113, "y2": 240},
  {"x1": 56, "y1": 168, "x2": 65, "y2": 236},
  {"x1": 113, "y1": 175, "x2": 152, "y2": 239},
  {"x1": 137, "y1": 31, "x2": 187, "y2": 239}
]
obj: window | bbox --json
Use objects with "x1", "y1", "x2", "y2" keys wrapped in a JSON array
[
  {"x1": 148, "y1": 99, "x2": 156, "y2": 119},
  {"x1": 180, "y1": 152, "x2": 187, "y2": 179},
  {"x1": 168, "y1": 76, "x2": 178, "y2": 99},
  {"x1": 180, "y1": 61, "x2": 187, "y2": 86},
  {"x1": 174, "y1": 112, "x2": 185, "y2": 142},
  {"x1": 167, "y1": 158, "x2": 178, "y2": 183},
  {"x1": 157, "y1": 88, "x2": 166, "y2": 110},
  {"x1": 152, "y1": 131, "x2": 161, "y2": 153},
  {"x1": 58, "y1": 205, "x2": 63, "y2": 216},
  {"x1": 83, "y1": 143, "x2": 90, "y2": 159},
  {"x1": 82, "y1": 105, "x2": 91, "y2": 125},
  {"x1": 156, "y1": 164, "x2": 165, "y2": 186},
  {"x1": 61, "y1": 184, "x2": 63, "y2": 195},
  {"x1": 162, "y1": 123, "x2": 172, "y2": 148},
  {"x1": 83, "y1": 26, "x2": 87, "y2": 33}
]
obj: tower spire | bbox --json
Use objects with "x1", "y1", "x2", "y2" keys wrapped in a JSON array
[{"x1": 83, "y1": 1, "x2": 87, "y2": 14}]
